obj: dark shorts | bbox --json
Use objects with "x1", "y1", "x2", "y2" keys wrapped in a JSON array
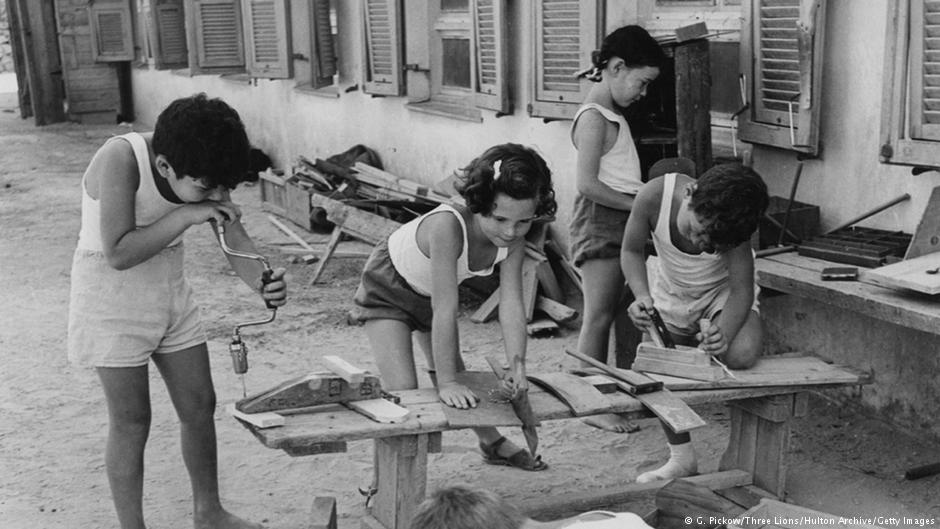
[
  {"x1": 568, "y1": 194, "x2": 631, "y2": 267},
  {"x1": 351, "y1": 240, "x2": 433, "y2": 333}
]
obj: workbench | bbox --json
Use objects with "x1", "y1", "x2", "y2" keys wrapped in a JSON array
[
  {"x1": 234, "y1": 356, "x2": 868, "y2": 529},
  {"x1": 755, "y1": 252, "x2": 940, "y2": 334}
]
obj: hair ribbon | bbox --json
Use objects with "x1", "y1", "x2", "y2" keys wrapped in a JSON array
[{"x1": 492, "y1": 160, "x2": 502, "y2": 181}]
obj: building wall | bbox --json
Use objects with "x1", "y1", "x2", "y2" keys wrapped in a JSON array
[{"x1": 0, "y1": 0, "x2": 12, "y2": 73}]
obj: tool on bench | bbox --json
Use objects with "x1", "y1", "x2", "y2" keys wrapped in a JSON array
[
  {"x1": 699, "y1": 318, "x2": 737, "y2": 380},
  {"x1": 485, "y1": 355, "x2": 540, "y2": 457},
  {"x1": 215, "y1": 222, "x2": 277, "y2": 397},
  {"x1": 565, "y1": 349, "x2": 663, "y2": 394},
  {"x1": 646, "y1": 306, "x2": 675, "y2": 349}
]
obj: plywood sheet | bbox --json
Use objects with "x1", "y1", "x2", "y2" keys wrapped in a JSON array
[
  {"x1": 441, "y1": 371, "x2": 523, "y2": 428},
  {"x1": 859, "y1": 252, "x2": 940, "y2": 295}
]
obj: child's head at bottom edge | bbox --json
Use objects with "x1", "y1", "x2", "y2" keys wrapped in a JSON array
[
  {"x1": 687, "y1": 163, "x2": 769, "y2": 253},
  {"x1": 410, "y1": 485, "x2": 525, "y2": 529},
  {"x1": 152, "y1": 93, "x2": 251, "y2": 192}
]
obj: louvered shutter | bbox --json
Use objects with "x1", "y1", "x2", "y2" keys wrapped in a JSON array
[
  {"x1": 361, "y1": 0, "x2": 403, "y2": 96},
  {"x1": 90, "y1": 0, "x2": 135, "y2": 62},
  {"x1": 242, "y1": 0, "x2": 291, "y2": 78},
  {"x1": 310, "y1": 0, "x2": 337, "y2": 88},
  {"x1": 473, "y1": 0, "x2": 509, "y2": 113},
  {"x1": 909, "y1": 0, "x2": 940, "y2": 141},
  {"x1": 152, "y1": 0, "x2": 188, "y2": 69},
  {"x1": 739, "y1": 0, "x2": 825, "y2": 155},
  {"x1": 187, "y1": 0, "x2": 245, "y2": 74},
  {"x1": 529, "y1": 0, "x2": 597, "y2": 120}
]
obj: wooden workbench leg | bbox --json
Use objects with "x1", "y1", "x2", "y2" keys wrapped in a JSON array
[
  {"x1": 311, "y1": 225, "x2": 344, "y2": 284},
  {"x1": 363, "y1": 434, "x2": 430, "y2": 529},
  {"x1": 719, "y1": 393, "x2": 801, "y2": 498}
]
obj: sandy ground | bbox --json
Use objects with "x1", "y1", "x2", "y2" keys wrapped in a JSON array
[{"x1": 1, "y1": 75, "x2": 939, "y2": 529}]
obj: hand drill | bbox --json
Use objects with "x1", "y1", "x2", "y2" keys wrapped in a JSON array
[{"x1": 215, "y1": 222, "x2": 277, "y2": 397}]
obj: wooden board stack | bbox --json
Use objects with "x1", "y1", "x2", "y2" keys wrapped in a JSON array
[{"x1": 632, "y1": 342, "x2": 725, "y2": 381}]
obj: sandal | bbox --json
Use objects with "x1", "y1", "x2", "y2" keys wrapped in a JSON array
[{"x1": 479, "y1": 436, "x2": 548, "y2": 471}]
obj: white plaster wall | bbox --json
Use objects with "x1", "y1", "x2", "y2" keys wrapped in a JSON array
[
  {"x1": 131, "y1": 0, "x2": 585, "y2": 243},
  {"x1": 751, "y1": 0, "x2": 940, "y2": 233}
]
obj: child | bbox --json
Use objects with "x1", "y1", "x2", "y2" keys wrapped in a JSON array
[
  {"x1": 621, "y1": 163, "x2": 769, "y2": 483},
  {"x1": 409, "y1": 485, "x2": 652, "y2": 529},
  {"x1": 353, "y1": 143, "x2": 555, "y2": 471},
  {"x1": 569, "y1": 25, "x2": 666, "y2": 433},
  {"x1": 68, "y1": 93, "x2": 287, "y2": 529}
]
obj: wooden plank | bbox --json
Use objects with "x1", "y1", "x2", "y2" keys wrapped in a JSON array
[
  {"x1": 235, "y1": 372, "x2": 383, "y2": 414},
  {"x1": 636, "y1": 343, "x2": 711, "y2": 366},
  {"x1": 632, "y1": 356, "x2": 726, "y2": 382},
  {"x1": 905, "y1": 186, "x2": 940, "y2": 259},
  {"x1": 859, "y1": 251, "x2": 940, "y2": 294},
  {"x1": 633, "y1": 388, "x2": 707, "y2": 434},
  {"x1": 642, "y1": 355, "x2": 868, "y2": 391},
  {"x1": 752, "y1": 414, "x2": 789, "y2": 497},
  {"x1": 527, "y1": 372, "x2": 613, "y2": 416},
  {"x1": 544, "y1": 239, "x2": 582, "y2": 293},
  {"x1": 281, "y1": 441, "x2": 347, "y2": 457},
  {"x1": 441, "y1": 371, "x2": 523, "y2": 428},
  {"x1": 227, "y1": 403, "x2": 285, "y2": 428},
  {"x1": 535, "y1": 260, "x2": 565, "y2": 302},
  {"x1": 310, "y1": 497, "x2": 337, "y2": 529},
  {"x1": 730, "y1": 395, "x2": 794, "y2": 423},
  {"x1": 520, "y1": 470, "x2": 752, "y2": 522},
  {"x1": 322, "y1": 355, "x2": 367, "y2": 384},
  {"x1": 470, "y1": 287, "x2": 500, "y2": 323},
  {"x1": 526, "y1": 318, "x2": 559, "y2": 336},
  {"x1": 535, "y1": 296, "x2": 578, "y2": 324},
  {"x1": 346, "y1": 399, "x2": 410, "y2": 424},
  {"x1": 580, "y1": 374, "x2": 619, "y2": 394},
  {"x1": 310, "y1": 224, "x2": 344, "y2": 284},
  {"x1": 565, "y1": 349, "x2": 664, "y2": 394}
]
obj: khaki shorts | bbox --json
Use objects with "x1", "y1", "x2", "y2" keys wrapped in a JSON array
[
  {"x1": 351, "y1": 240, "x2": 433, "y2": 333},
  {"x1": 68, "y1": 245, "x2": 206, "y2": 367},
  {"x1": 569, "y1": 193, "x2": 631, "y2": 267}
]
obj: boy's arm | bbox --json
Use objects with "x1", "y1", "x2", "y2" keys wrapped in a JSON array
[
  {"x1": 621, "y1": 182, "x2": 661, "y2": 327},
  {"x1": 497, "y1": 240, "x2": 528, "y2": 393},
  {"x1": 425, "y1": 214, "x2": 476, "y2": 408},
  {"x1": 573, "y1": 110, "x2": 635, "y2": 210},
  {"x1": 96, "y1": 141, "x2": 237, "y2": 270},
  {"x1": 712, "y1": 244, "x2": 756, "y2": 345}
]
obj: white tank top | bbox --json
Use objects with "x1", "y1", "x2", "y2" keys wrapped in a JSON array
[
  {"x1": 570, "y1": 103, "x2": 643, "y2": 195},
  {"x1": 565, "y1": 511, "x2": 653, "y2": 529},
  {"x1": 650, "y1": 172, "x2": 728, "y2": 299},
  {"x1": 77, "y1": 132, "x2": 184, "y2": 252},
  {"x1": 387, "y1": 204, "x2": 509, "y2": 296}
]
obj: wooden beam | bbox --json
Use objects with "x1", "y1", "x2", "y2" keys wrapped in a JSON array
[{"x1": 15, "y1": 0, "x2": 65, "y2": 124}]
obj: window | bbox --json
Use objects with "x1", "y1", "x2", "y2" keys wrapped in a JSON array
[
  {"x1": 361, "y1": 0, "x2": 404, "y2": 95},
  {"x1": 880, "y1": 0, "x2": 940, "y2": 168},
  {"x1": 309, "y1": 0, "x2": 338, "y2": 88},
  {"x1": 90, "y1": 0, "x2": 135, "y2": 62},
  {"x1": 528, "y1": 0, "x2": 598, "y2": 120},
  {"x1": 138, "y1": 0, "x2": 188, "y2": 69},
  {"x1": 241, "y1": 0, "x2": 292, "y2": 78},
  {"x1": 737, "y1": 0, "x2": 826, "y2": 156},
  {"x1": 186, "y1": 0, "x2": 245, "y2": 75}
]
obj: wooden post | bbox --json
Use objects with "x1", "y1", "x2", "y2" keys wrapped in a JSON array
[
  {"x1": 719, "y1": 394, "x2": 799, "y2": 497},
  {"x1": 5, "y1": 0, "x2": 31, "y2": 118},
  {"x1": 366, "y1": 434, "x2": 431, "y2": 529},
  {"x1": 14, "y1": 0, "x2": 65, "y2": 124},
  {"x1": 674, "y1": 38, "x2": 712, "y2": 176}
]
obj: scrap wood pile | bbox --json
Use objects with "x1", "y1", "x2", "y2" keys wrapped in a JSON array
[{"x1": 260, "y1": 145, "x2": 584, "y2": 335}]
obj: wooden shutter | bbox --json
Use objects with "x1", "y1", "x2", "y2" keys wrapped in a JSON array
[
  {"x1": 242, "y1": 0, "x2": 291, "y2": 78},
  {"x1": 90, "y1": 0, "x2": 135, "y2": 62},
  {"x1": 529, "y1": 0, "x2": 598, "y2": 120},
  {"x1": 310, "y1": 0, "x2": 337, "y2": 88},
  {"x1": 909, "y1": 0, "x2": 940, "y2": 141},
  {"x1": 361, "y1": 0, "x2": 403, "y2": 96},
  {"x1": 738, "y1": 0, "x2": 826, "y2": 155},
  {"x1": 473, "y1": 0, "x2": 509, "y2": 113},
  {"x1": 152, "y1": 0, "x2": 188, "y2": 69},
  {"x1": 187, "y1": 0, "x2": 245, "y2": 74}
]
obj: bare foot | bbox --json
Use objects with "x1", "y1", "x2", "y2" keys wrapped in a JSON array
[
  {"x1": 194, "y1": 509, "x2": 265, "y2": 529},
  {"x1": 582, "y1": 413, "x2": 641, "y2": 433}
]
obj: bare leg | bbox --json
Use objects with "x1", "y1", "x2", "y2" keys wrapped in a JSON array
[
  {"x1": 719, "y1": 310, "x2": 763, "y2": 369},
  {"x1": 153, "y1": 343, "x2": 262, "y2": 529},
  {"x1": 577, "y1": 258, "x2": 638, "y2": 433},
  {"x1": 97, "y1": 365, "x2": 152, "y2": 529}
]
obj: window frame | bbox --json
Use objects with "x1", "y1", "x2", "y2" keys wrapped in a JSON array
[
  {"x1": 737, "y1": 0, "x2": 826, "y2": 156},
  {"x1": 880, "y1": 0, "x2": 940, "y2": 168},
  {"x1": 241, "y1": 0, "x2": 292, "y2": 79},
  {"x1": 185, "y1": 0, "x2": 246, "y2": 76}
]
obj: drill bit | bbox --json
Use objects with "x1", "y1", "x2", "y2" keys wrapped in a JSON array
[{"x1": 240, "y1": 375, "x2": 247, "y2": 398}]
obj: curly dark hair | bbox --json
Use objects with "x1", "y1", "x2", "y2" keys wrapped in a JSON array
[
  {"x1": 690, "y1": 163, "x2": 769, "y2": 251},
  {"x1": 583, "y1": 25, "x2": 666, "y2": 82},
  {"x1": 152, "y1": 93, "x2": 250, "y2": 189},
  {"x1": 455, "y1": 143, "x2": 557, "y2": 218}
]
